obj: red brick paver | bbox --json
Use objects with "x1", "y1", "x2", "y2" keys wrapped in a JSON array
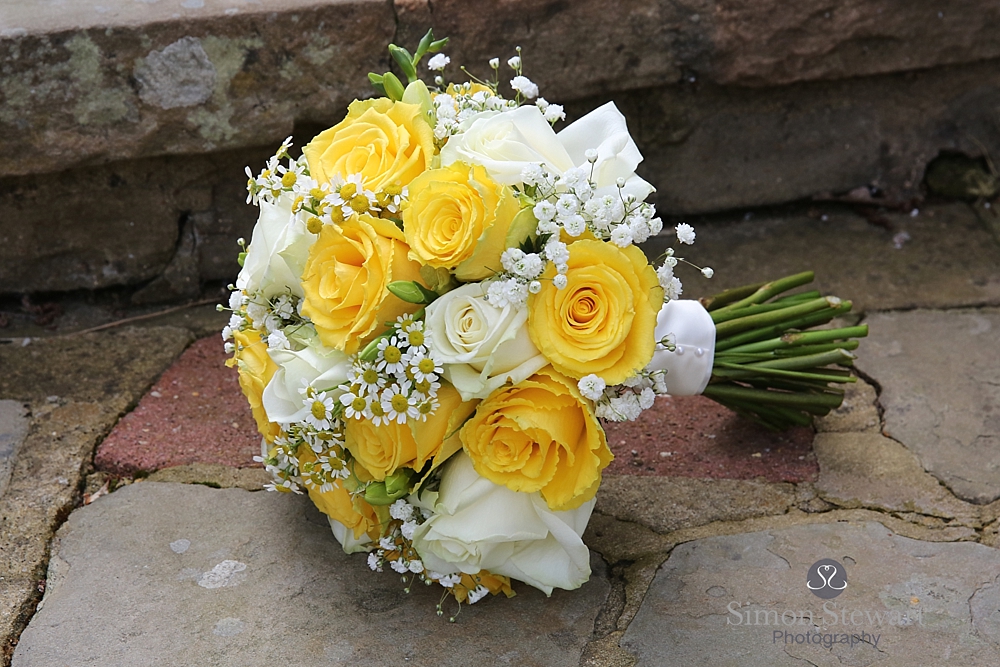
[
  {"x1": 604, "y1": 395, "x2": 818, "y2": 483},
  {"x1": 96, "y1": 337, "x2": 817, "y2": 483},
  {"x1": 95, "y1": 337, "x2": 260, "y2": 475}
]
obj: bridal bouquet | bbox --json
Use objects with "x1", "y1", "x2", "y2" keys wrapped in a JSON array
[{"x1": 224, "y1": 32, "x2": 866, "y2": 615}]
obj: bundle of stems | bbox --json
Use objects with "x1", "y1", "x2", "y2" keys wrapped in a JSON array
[{"x1": 699, "y1": 271, "x2": 868, "y2": 430}]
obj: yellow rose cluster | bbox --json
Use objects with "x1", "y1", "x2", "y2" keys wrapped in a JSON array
[{"x1": 227, "y1": 34, "x2": 694, "y2": 609}]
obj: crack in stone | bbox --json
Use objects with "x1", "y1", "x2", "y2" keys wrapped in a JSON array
[
  {"x1": 765, "y1": 543, "x2": 792, "y2": 570},
  {"x1": 782, "y1": 645, "x2": 821, "y2": 666}
]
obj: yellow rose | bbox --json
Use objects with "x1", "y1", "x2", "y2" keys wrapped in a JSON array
[
  {"x1": 227, "y1": 329, "x2": 280, "y2": 442},
  {"x1": 459, "y1": 367, "x2": 612, "y2": 511},
  {"x1": 300, "y1": 214, "x2": 424, "y2": 354},
  {"x1": 303, "y1": 98, "x2": 434, "y2": 192},
  {"x1": 402, "y1": 163, "x2": 521, "y2": 281},
  {"x1": 528, "y1": 240, "x2": 663, "y2": 384},
  {"x1": 345, "y1": 383, "x2": 479, "y2": 481},
  {"x1": 299, "y1": 449, "x2": 385, "y2": 541}
]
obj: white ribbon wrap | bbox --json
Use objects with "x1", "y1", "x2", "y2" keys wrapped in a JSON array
[{"x1": 647, "y1": 299, "x2": 716, "y2": 396}]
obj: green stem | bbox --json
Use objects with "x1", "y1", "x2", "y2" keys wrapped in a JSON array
[
  {"x1": 698, "y1": 273, "x2": 866, "y2": 430},
  {"x1": 712, "y1": 363, "x2": 857, "y2": 384},
  {"x1": 781, "y1": 325, "x2": 868, "y2": 346},
  {"x1": 714, "y1": 303, "x2": 852, "y2": 351},
  {"x1": 711, "y1": 299, "x2": 819, "y2": 325},
  {"x1": 702, "y1": 384, "x2": 844, "y2": 413},
  {"x1": 739, "y1": 348, "x2": 855, "y2": 372},
  {"x1": 709, "y1": 271, "x2": 815, "y2": 315},
  {"x1": 773, "y1": 341, "x2": 860, "y2": 356},
  {"x1": 700, "y1": 281, "x2": 767, "y2": 312},
  {"x1": 770, "y1": 290, "x2": 822, "y2": 304},
  {"x1": 723, "y1": 326, "x2": 868, "y2": 354},
  {"x1": 718, "y1": 398, "x2": 815, "y2": 429},
  {"x1": 714, "y1": 297, "x2": 839, "y2": 338},
  {"x1": 744, "y1": 377, "x2": 846, "y2": 394},
  {"x1": 716, "y1": 340, "x2": 859, "y2": 362}
]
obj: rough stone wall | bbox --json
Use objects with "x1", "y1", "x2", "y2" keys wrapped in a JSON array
[{"x1": 2, "y1": 0, "x2": 999, "y2": 297}]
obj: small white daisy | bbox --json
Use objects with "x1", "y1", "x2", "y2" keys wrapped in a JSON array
[
  {"x1": 376, "y1": 336, "x2": 408, "y2": 375},
  {"x1": 381, "y1": 385, "x2": 418, "y2": 425}
]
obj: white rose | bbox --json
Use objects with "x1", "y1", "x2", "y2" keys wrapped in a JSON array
[
  {"x1": 440, "y1": 105, "x2": 572, "y2": 184},
  {"x1": 409, "y1": 452, "x2": 594, "y2": 596},
  {"x1": 236, "y1": 193, "x2": 316, "y2": 298},
  {"x1": 328, "y1": 517, "x2": 372, "y2": 554},
  {"x1": 425, "y1": 282, "x2": 547, "y2": 400},
  {"x1": 440, "y1": 102, "x2": 653, "y2": 202},
  {"x1": 261, "y1": 344, "x2": 350, "y2": 424},
  {"x1": 557, "y1": 101, "x2": 654, "y2": 201}
]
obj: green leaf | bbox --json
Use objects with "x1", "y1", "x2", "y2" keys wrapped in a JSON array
[
  {"x1": 414, "y1": 282, "x2": 440, "y2": 304},
  {"x1": 237, "y1": 252, "x2": 246, "y2": 267}
]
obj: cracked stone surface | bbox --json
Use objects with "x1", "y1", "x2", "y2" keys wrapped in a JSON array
[
  {"x1": 596, "y1": 475, "x2": 797, "y2": 535},
  {"x1": 813, "y1": 381, "x2": 881, "y2": 435},
  {"x1": 813, "y1": 432, "x2": 979, "y2": 524},
  {"x1": 856, "y1": 308, "x2": 1000, "y2": 504},
  {"x1": 0, "y1": 401, "x2": 29, "y2": 500},
  {"x1": 0, "y1": 327, "x2": 194, "y2": 661},
  {"x1": 621, "y1": 520, "x2": 1000, "y2": 666},
  {"x1": 13, "y1": 482, "x2": 609, "y2": 667}
]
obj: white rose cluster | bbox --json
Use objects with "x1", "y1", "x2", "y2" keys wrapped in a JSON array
[{"x1": 410, "y1": 453, "x2": 594, "y2": 596}]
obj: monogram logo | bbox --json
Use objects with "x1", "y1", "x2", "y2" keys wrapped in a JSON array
[{"x1": 806, "y1": 559, "x2": 848, "y2": 599}]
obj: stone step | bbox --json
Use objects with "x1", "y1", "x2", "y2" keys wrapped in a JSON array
[
  {"x1": 2, "y1": 0, "x2": 999, "y2": 178},
  {"x1": 2, "y1": 1, "x2": 1000, "y2": 296},
  {"x1": 12, "y1": 482, "x2": 610, "y2": 666}
]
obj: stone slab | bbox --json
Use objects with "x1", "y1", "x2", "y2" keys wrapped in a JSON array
[
  {"x1": 604, "y1": 396, "x2": 816, "y2": 482},
  {"x1": 13, "y1": 482, "x2": 610, "y2": 666},
  {"x1": 0, "y1": 145, "x2": 268, "y2": 294},
  {"x1": 0, "y1": 326, "x2": 193, "y2": 660},
  {"x1": 95, "y1": 336, "x2": 260, "y2": 475},
  {"x1": 3, "y1": 0, "x2": 999, "y2": 179},
  {"x1": 646, "y1": 203, "x2": 1000, "y2": 311},
  {"x1": 856, "y1": 309, "x2": 1000, "y2": 504},
  {"x1": 0, "y1": 400, "x2": 28, "y2": 500},
  {"x1": 6, "y1": 44, "x2": 1000, "y2": 293},
  {"x1": 621, "y1": 520, "x2": 1000, "y2": 665},
  {"x1": 606, "y1": 58, "x2": 1000, "y2": 213},
  {"x1": 0, "y1": 326, "x2": 193, "y2": 405},
  {"x1": 0, "y1": 300, "x2": 229, "y2": 342},
  {"x1": 596, "y1": 475, "x2": 795, "y2": 534},
  {"x1": 813, "y1": 381, "x2": 880, "y2": 434},
  {"x1": 0, "y1": 1, "x2": 395, "y2": 179},
  {"x1": 146, "y1": 464, "x2": 271, "y2": 491},
  {"x1": 813, "y1": 433, "x2": 978, "y2": 524},
  {"x1": 0, "y1": 400, "x2": 120, "y2": 662}
]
